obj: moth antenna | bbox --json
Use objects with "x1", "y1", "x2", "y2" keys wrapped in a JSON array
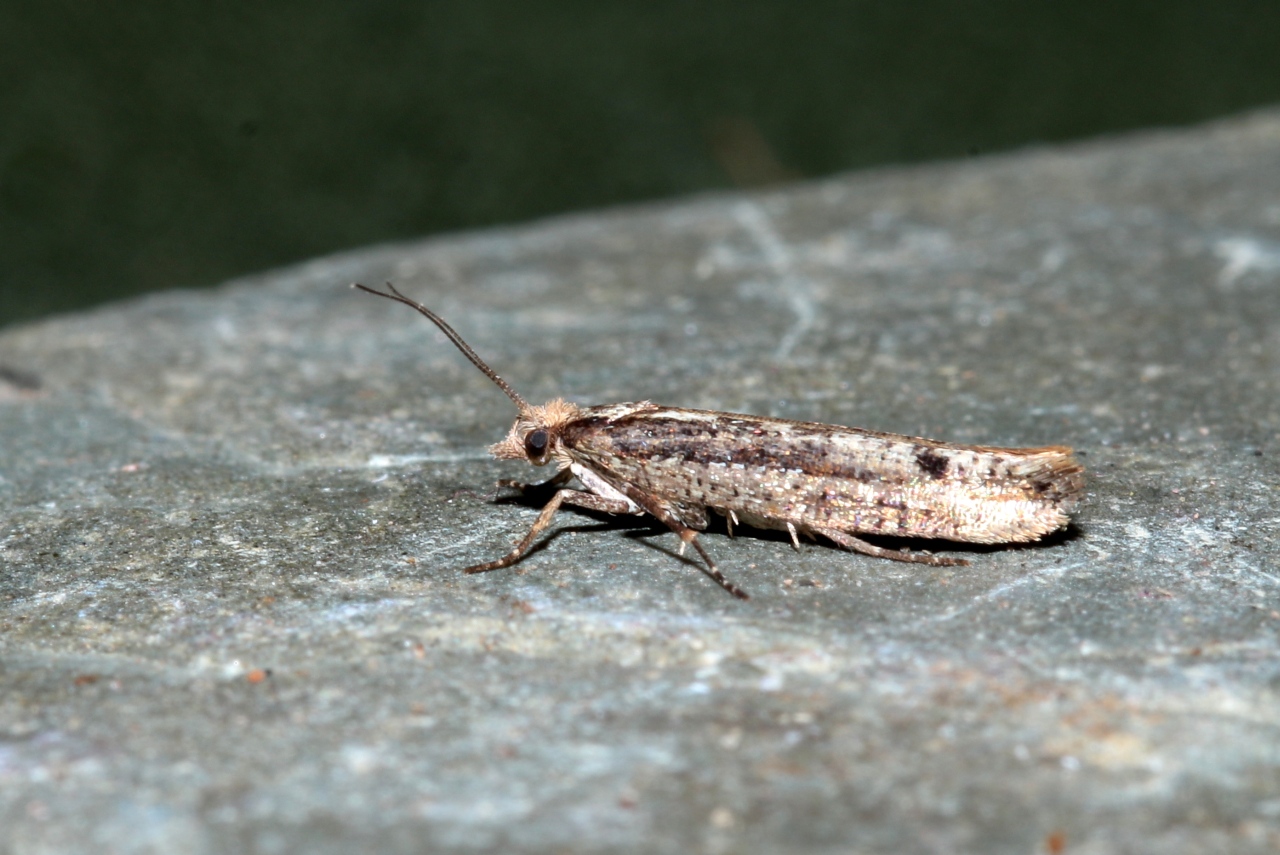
[{"x1": 352, "y1": 282, "x2": 530, "y2": 413}]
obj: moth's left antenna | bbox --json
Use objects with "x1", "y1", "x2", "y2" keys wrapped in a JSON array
[{"x1": 352, "y1": 282, "x2": 530, "y2": 413}]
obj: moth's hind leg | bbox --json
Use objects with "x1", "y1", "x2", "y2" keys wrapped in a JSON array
[
  {"x1": 814, "y1": 527, "x2": 969, "y2": 567},
  {"x1": 464, "y1": 489, "x2": 637, "y2": 575},
  {"x1": 674, "y1": 527, "x2": 749, "y2": 600}
]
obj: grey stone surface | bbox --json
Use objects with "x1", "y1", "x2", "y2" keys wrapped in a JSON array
[{"x1": 4, "y1": 109, "x2": 1280, "y2": 854}]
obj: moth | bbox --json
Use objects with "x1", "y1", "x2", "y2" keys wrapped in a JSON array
[{"x1": 355, "y1": 283, "x2": 1085, "y2": 600}]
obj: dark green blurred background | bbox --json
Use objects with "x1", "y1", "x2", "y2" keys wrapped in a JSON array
[{"x1": 4, "y1": 1, "x2": 1279, "y2": 327}]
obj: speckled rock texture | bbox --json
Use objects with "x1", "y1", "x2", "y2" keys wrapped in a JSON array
[{"x1": 2, "y1": 109, "x2": 1280, "y2": 854}]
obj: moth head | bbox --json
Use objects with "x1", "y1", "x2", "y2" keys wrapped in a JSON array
[{"x1": 488, "y1": 398, "x2": 584, "y2": 466}]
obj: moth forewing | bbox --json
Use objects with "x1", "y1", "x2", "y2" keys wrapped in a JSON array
[
  {"x1": 559, "y1": 405, "x2": 1083, "y2": 545},
  {"x1": 354, "y1": 283, "x2": 1086, "y2": 600}
]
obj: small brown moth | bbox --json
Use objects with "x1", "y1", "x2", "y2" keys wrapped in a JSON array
[{"x1": 355, "y1": 283, "x2": 1085, "y2": 600}]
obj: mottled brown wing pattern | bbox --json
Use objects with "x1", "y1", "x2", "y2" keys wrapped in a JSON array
[{"x1": 562, "y1": 406, "x2": 1084, "y2": 544}]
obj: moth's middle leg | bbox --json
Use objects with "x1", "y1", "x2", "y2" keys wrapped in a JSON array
[
  {"x1": 619, "y1": 487, "x2": 750, "y2": 600},
  {"x1": 463, "y1": 489, "x2": 638, "y2": 575}
]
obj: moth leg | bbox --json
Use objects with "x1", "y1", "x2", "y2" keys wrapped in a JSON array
[
  {"x1": 814, "y1": 527, "x2": 969, "y2": 567},
  {"x1": 786, "y1": 521, "x2": 802, "y2": 551},
  {"x1": 464, "y1": 489, "x2": 636, "y2": 575},
  {"x1": 496, "y1": 468, "x2": 573, "y2": 495},
  {"x1": 726, "y1": 509, "x2": 738, "y2": 538},
  {"x1": 673, "y1": 503, "x2": 709, "y2": 531},
  {"x1": 620, "y1": 487, "x2": 750, "y2": 600}
]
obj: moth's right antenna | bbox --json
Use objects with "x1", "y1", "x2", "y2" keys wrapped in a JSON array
[{"x1": 352, "y1": 283, "x2": 530, "y2": 413}]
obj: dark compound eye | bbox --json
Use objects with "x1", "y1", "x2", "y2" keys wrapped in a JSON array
[{"x1": 524, "y1": 428, "x2": 549, "y2": 457}]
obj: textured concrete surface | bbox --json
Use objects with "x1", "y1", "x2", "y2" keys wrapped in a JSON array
[{"x1": 3, "y1": 109, "x2": 1280, "y2": 854}]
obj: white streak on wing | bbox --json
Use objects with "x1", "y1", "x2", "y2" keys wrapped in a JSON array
[
  {"x1": 649, "y1": 409, "x2": 722, "y2": 423},
  {"x1": 570, "y1": 462, "x2": 643, "y2": 514}
]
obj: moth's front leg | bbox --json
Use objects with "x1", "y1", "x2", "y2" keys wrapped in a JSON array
[
  {"x1": 495, "y1": 468, "x2": 573, "y2": 495},
  {"x1": 463, "y1": 489, "x2": 638, "y2": 575}
]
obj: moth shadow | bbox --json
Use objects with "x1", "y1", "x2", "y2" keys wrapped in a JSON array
[
  {"x1": 709, "y1": 518, "x2": 1083, "y2": 562},
  {"x1": 852, "y1": 520, "x2": 1083, "y2": 560}
]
